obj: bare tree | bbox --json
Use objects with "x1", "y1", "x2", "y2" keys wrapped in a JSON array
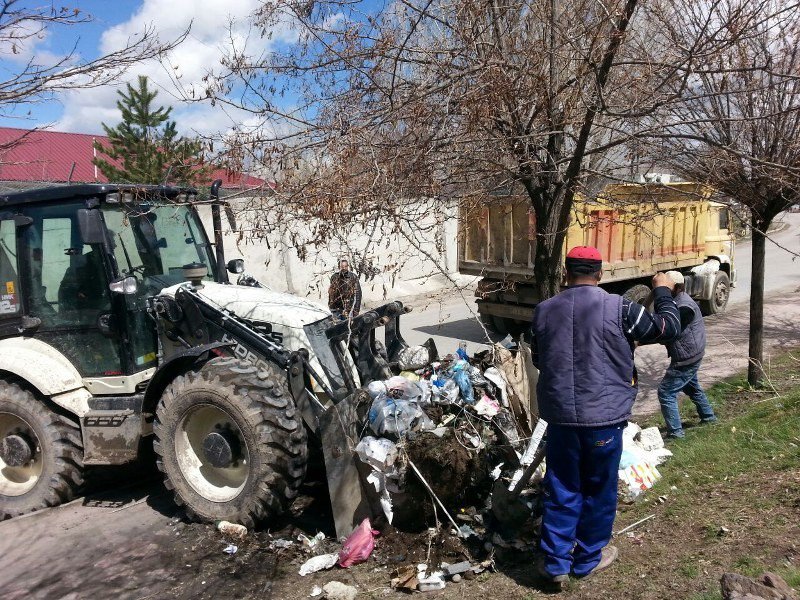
[
  {"x1": 656, "y1": 1, "x2": 800, "y2": 386},
  {"x1": 0, "y1": 0, "x2": 186, "y2": 147},
  {"x1": 191, "y1": 0, "x2": 790, "y2": 307}
]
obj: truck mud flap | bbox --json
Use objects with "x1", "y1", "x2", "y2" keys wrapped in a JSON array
[{"x1": 81, "y1": 409, "x2": 143, "y2": 465}]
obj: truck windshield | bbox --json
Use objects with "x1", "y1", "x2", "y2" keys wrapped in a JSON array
[{"x1": 102, "y1": 203, "x2": 214, "y2": 294}]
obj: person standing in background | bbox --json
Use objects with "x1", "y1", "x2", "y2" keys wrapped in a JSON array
[{"x1": 328, "y1": 258, "x2": 362, "y2": 319}]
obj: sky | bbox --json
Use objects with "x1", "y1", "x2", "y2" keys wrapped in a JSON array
[{"x1": 0, "y1": 0, "x2": 276, "y2": 137}]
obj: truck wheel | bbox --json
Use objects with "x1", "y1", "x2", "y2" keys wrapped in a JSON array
[
  {"x1": 700, "y1": 272, "x2": 730, "y2": 315},
  {"x1": 623, "y1": 284, "x2": 651, "y2": 306},
  {"x1": 153, "y1": 357, "x2": 307, "y2": 528},
  {"x1": 0, "y1": 381, "x2": 84, "y2": 519}
]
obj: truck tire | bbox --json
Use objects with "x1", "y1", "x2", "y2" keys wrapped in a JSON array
[
  {"x1": 623, "y1": 284, "x2": 651, "y2": 305},
  {"x1": 0, "y1": 380, "x2": 84, "y2": 520},
  {"x1": 153, "y1": 357, "x2": 307, "y2": 528},
  {"x1": 700, "y1": 271, "x2": 730, "y2": 315}
]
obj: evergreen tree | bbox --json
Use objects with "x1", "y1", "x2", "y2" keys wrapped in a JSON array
[{"x1": 93, "y1": 75, "x2": 208, "y2": 185}]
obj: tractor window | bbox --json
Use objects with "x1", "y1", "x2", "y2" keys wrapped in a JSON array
[
  {"x1": 102, "y1": 204, "x2": 214, "y2": 294},
  {"x1": 0, "y1": 219, "x2": 20, "y2": 317},
  {"x1": 19, "y1": 202, "x2": 120, "y2": 376}
]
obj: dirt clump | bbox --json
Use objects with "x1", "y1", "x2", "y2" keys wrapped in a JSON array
[{"x1": 392, "y1": 429, "x2": 492, "y2": 530}]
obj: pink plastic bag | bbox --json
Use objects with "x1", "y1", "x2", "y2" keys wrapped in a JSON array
[{"x1": 337, "y1": 518, "x2": 379, "y2": 568}]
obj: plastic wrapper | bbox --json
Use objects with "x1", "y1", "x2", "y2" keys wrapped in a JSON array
[
  {"x1": 452, "y1": 369, "x2": 474, "y2": 404},
  {"x1": 338, "y1": 518, "x2": 379, "y2": 568},
  {"x1": 368, "y1": 395, "x2": 425, "y2": 436},
  {"x1": 398, "y1": 345, "x2": 430, "y2": 370}
]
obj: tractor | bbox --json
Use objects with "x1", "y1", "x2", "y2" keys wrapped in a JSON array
[{"x1": 0, "y1": 181, "x2": 423, "y2": 536}]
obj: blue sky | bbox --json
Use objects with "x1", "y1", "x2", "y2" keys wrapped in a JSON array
[{"x1": 0, "y1": 0, "x2": 275, "y2": 136}]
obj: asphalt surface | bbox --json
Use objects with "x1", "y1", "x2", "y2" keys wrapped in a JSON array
[{"x1": 0, "y1": 214, "x2": 797, "y2": 599}]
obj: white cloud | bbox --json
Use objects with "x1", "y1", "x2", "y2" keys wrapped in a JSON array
[{"x1": 52, "y1": 0, "x2": 287, "y2": 138}]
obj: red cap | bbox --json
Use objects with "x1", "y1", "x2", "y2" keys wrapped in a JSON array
[{"x1": 566, "y1": 246, "x2": 602, "y2": 261}]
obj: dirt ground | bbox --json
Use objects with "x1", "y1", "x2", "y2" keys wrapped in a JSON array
[{"x1": 2, "y1": 290, "x2": 799, "y2": 599}]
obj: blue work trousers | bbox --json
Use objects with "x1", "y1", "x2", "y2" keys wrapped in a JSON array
[
  {"x1": 658, "y1": 360, "x2": 716, "y2": 437},
  {"x1": 540, "y1": 422, "x2": 624, "y2": 577}
]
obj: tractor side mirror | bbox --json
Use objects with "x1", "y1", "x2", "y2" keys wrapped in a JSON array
[
  {"x1": 77, "y1": 209, "x2": 107, "y2": 246},
  {"x1": 109, "y1": 276, "x2": 138, "y2": 295},
  {"x1": 227, "y1": 259, "x2": 244, "y2": 274}
]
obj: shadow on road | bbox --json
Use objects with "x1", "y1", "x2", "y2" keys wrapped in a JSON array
[{"x1": 413, "y1": 316, "x2": 501, "y2": 346}]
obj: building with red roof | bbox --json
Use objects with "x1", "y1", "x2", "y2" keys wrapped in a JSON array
[{"x1": 0, "y1": 127, "x2": 266, "y2": 192}]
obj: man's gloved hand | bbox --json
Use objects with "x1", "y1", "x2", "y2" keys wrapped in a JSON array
[{"x1": 652, "y1": 272, "x2": 676, "y2": 292}]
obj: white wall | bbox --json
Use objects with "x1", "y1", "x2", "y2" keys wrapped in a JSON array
[{"x1": 196, "y1": 198, "x2": 461, "y2": 304}]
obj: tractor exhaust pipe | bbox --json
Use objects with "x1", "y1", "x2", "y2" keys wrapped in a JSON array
[{"x1": 209, "y1": 179, "x2": 228, "y2": 284}]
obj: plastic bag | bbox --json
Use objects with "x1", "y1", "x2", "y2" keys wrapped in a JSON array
[
  {"x1": 385, "y1": 376, "x2": 423, "y2": 402},
  {"x1": 368, "y1": 395, "x2": 424, "y2": 436},
  {"x1": 367, "y1": 380, "x2": 387, "y2": 399},
  {"x1": 431, "y1": 378, "x2": 459, "y2": 404},
  {"x1": 355, "y1": 436, "x2": 398, "y2": 471},
  {"x1": 453, "y1": 369, "x2": 475, "y2": 404},
  {"x1": 338, "y1": 518, "x2": 379, "y2": 568},
  {"x1": 398, "y1": 345, "x2": 430, "y2": 370}
]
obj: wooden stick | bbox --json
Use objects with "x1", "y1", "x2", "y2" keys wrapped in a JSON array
[
  {"x1": 407, "y1": 458, "x2": 464, "y2": 538},
  {"x1": 614, "y1": 514, "x2": 655, "y2": 536}
]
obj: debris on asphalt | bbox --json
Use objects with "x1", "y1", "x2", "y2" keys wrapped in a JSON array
[
  {"x1": 299, "y1": 553, "x2": 340, "y2": 576},
  {"x1": 216, "y1": 520, "x2": 247, "y2": 538},
  {"x1": 197, "y1": 340, "x2": 678, "y2": 595}
]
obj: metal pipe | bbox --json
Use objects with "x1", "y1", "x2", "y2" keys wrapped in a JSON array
[{"x1": 209, "y1": 179, "x2": 227, "y2": 283}]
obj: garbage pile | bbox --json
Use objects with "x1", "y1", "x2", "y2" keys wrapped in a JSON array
[
  {"x1": 619, "y1": 422, "x2": 673, "y2": 500},
  {"x1": 215, "y1": 341, "x2": 677, "y2": 597},
  {"x1": 355, "y1": 341, "x2": 538, "y2": 533}
]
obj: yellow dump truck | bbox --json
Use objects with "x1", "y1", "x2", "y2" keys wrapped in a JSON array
[{"x1": 459, "y1": 182, "x2": 736, "y2": 335}]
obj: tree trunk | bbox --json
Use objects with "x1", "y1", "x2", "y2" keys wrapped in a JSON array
[
  {"x1": 747, "y1": 215, "x2": 769, "y2": 387},
  {"x1": 533, "y1": 236, "x2": 563, "y2": 301}
]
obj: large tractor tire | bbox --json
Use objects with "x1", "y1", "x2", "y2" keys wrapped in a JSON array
[
  {"x1": 0, "y1": 380, "x2": 84, "y2": 519},
  {"x1": 153, "y1": 357, "x2": 307, "y2": 528},
  {"x1": 699, "y1": 271, "x2": 731, "y2": 316}
]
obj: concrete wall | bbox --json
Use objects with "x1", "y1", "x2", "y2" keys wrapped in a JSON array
[{"x1": 196, "y1": 198, "x2": 462, "y2": 304}]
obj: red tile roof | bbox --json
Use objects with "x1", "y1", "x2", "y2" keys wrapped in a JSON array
[{"x1": 0, "y1": 127, "x2": 266, "y2": 189}]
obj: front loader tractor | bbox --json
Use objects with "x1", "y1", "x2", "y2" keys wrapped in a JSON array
[{"x1": 0, "y1": 182, "x2": 421, "y2": 536}]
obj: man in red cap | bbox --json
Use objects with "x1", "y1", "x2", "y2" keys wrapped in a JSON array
[{"x1": 531, "y1": 246, "x2": 681, "y2": 589}]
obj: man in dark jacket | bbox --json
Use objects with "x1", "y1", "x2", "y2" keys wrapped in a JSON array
[
  {"x1": 657, "y1": 271, "x2": 717, "y2": 438},
  {"x1": 531, "y1": 246, "x2": 682, "y2": 588},
  {"x1": 328, "y1": 258, "x2": 362, "y2": 319}
]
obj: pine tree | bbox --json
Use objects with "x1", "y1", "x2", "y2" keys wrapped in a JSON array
[{"x1": 93, "y1": 75, "x2": 208, "y2": 185}]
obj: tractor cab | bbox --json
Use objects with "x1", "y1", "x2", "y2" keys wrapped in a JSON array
[{"x1": 0, "y1": 184, "x2": 217, "y2": 381}]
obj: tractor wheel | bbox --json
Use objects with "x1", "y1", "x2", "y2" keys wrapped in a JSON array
[
  {"x1": 700, "y1": 271, "x2": 730, "y2": 315},
  {"x1": 153, "y1": 357, "x2": 307, "y2": 528},
  {"x1": 0, "y1": 380, "x2": 84, "y2": 519}
]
